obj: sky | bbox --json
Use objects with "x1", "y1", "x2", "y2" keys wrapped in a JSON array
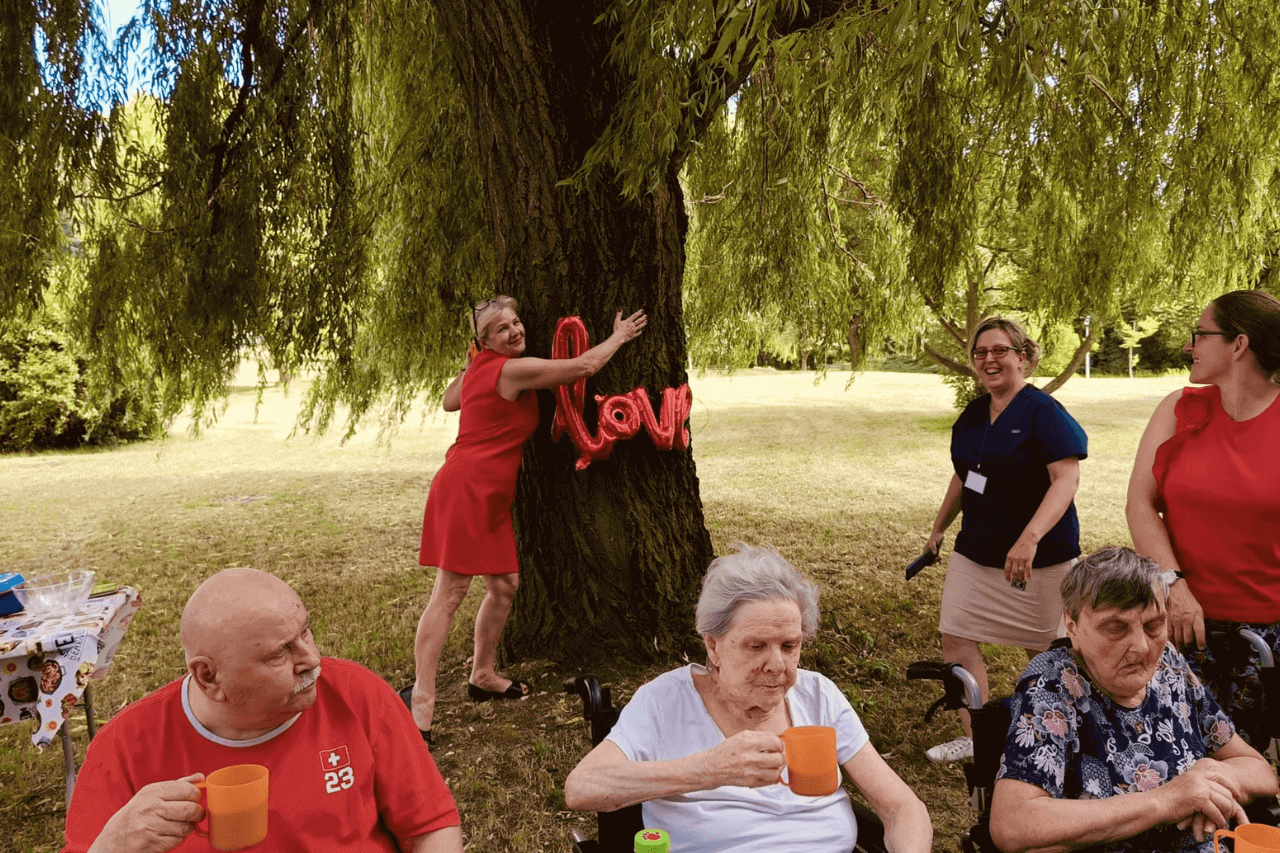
[
  {"x1": 97, "y1": 0, "x2": 150, "y2": 98},
  {"x1": 101, "y1": 0, "x2": 142, "y2": 39}
]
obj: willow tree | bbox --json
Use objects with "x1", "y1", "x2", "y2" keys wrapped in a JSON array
[
  {"x1": 7, "y1": 0, "x2": 1280, "y2": 661},
  {"x1": 685, "y1": 1, "x2": 1280, "y2": 392}
]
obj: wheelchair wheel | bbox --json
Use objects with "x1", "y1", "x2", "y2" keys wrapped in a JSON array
[{"x1": 852, "y1": 800, "x2": 889, "y2": 853}]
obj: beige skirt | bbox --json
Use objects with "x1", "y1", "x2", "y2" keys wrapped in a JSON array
[{"x1": 938, "y1": 551, "x2": 1071, "y2": 651}]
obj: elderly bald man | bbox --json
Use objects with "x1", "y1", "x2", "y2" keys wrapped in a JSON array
[{"x1": 62, "y1": 568, "x2": 463, "y2": 853}]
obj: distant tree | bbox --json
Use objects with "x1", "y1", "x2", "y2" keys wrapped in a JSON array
[
  {"x1": 1138, "y1": 300, "x2": 1206, "y2": 372},
  {"x1": 7, "y1": 0, "x2": 1280, "y2": 660},
  {"x1": 0, "y1": 316, "x2": 163, "y2": 451},
  {"x1": 685, "y1": 4, "x2": 1280, "y2": 394}
]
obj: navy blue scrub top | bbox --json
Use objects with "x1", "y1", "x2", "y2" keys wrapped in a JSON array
[{"x1": 951, "y1": 384, "x2": 1088, "y2": 568}]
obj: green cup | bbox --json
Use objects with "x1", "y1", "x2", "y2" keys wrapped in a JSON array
[{"x1": 634, "y1": 828, "x2": 670, "y2": 853}]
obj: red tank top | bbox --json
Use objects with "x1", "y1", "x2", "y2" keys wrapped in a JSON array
[{"x1": 1153, "y1": 385, "x2": 1280, "y2": 622}]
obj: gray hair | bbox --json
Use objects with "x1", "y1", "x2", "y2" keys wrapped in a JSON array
[
  {"x1": 1061, "y1": 546, "x2": 1170, "y2": 621},
  {"x1": 695, "y1": 543, "x2": 820, "y2": 641}
]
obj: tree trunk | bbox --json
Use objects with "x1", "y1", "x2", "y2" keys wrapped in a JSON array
[
  {"x1": 846, "y1": 315, "x2": 864, "y2": 370},
  {"x1": 1041, "y1": 325, "x2": 1098, "y2": 395},
  {"x1": 435, "y1": 0, "x2": 714, "y2": 664}
]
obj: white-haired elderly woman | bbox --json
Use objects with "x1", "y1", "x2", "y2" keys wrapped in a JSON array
[
  {"x1": 565, "y1": 544, "x2": 932, "y2": 853},
  {"x1": 406, "y1": 296, "x2": 646, "y2": 745},
  {"x1": 990, "y1": 547, "x2": 1277, "y2": 853}
]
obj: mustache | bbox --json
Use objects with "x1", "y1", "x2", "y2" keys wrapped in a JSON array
[{"x1": 292, "y1": 664, "x2": 321, "y2": 695}]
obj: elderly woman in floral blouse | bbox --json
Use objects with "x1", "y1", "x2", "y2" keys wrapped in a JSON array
[{"x1": 989, "y1": 547, "x2": 1277, "y2": 853}]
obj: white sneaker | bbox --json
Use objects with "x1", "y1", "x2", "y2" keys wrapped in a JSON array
[{"x1": 926, "y1": 736, "x2": 974, "y2": 763}]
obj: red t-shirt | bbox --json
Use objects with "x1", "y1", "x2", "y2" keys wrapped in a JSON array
[
  {"x1": 62, "y1": 658, "x2": 459, "y2": 852},
  {"x1": 1154, "y1": 385, "x2": 1280, "y2": 622}
]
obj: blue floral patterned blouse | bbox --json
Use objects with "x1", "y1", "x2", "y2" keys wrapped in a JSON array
[{"x1": 997, "y1": 644, "x2": 1236, "y2": 852}]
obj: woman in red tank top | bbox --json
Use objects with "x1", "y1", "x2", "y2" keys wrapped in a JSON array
[
  {"x1": 1127, "y1": 289, "x2": 1280, "y2": 747},
  {"x1": 404, "y1": 297, "x2": 647, "y2": 745}
]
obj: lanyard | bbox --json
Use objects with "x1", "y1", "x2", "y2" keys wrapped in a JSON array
[{"x1": 976, "y1": 417, "x2": 991, "y2": 472}]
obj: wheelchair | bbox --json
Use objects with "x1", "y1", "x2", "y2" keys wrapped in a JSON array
[
  {"x1": 562, "y1": 674, "x2": 890, "y2": 853},
  {"x1": 1204, "y1": 624, "x2": 1280, "y2": 767},
  {"x1": 905, "y1": 660, "x2": 1006, "y2": 853},
  {"x1": 1204, "y1": 624, "x2": 1280, "y2": 825},
  {"x1": 906, "y1": 626, "x2": 1280, "y2": 853}
]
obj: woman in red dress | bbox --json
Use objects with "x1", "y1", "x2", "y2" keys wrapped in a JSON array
[
  {"x1": 1127, "y1": 289, "x2": 1280, "y2": 748},
  {"x1": 405, "y1": 296, "x2": 647, "y2": 743}
]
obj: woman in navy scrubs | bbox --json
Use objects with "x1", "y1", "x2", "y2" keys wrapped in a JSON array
[{"x1": 923, "y1": 317, "x2": 1088, "y2": 763}]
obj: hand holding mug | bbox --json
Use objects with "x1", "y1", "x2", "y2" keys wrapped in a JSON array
[
  {"x1": 780, "y1": 726, "x2": 840, "y2": 797},
  {"x1": 88, "y1": 772, "x2": 205, "y2": 853},
  {"x1": 194, "y1": 764, "x2": 269, "y2": 851},
  {"x1": 701, "y1": 729, "x2": 785, "y2": 789}
]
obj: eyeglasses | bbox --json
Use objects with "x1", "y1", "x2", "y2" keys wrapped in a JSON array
[
  {"x1": 971, "y1": 345, "x2": 1019, "y2": 360},
  {"x1": 1190, "y1": 329, "x2": 1235, "y2": 346}
]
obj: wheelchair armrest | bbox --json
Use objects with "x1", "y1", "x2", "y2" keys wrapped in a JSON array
[
  {"x1": 907, "y1": 660, "x2": 985, "y2": 714},
  {"x1": 906, "y1": 661, "x2": 955, "y2": 681},
  {"x1": 564, "y1": 674, "x2": 623, "y2": 747},
  {"x1": 1235, "y1": 627, "x2": 1276, "y2": 669},
  {"x1": 564, "y1": 674, "x2": 611, "y2": 719}
]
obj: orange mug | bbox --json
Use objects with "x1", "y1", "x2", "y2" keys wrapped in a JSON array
[
  {"x1": 195, "y1": 764, "x2": 269, "y2": 851},
  {"x1": 780, "y1": 725, "x2": 839, "y2": 796},
  {"x1": 1215, "y1": 824, "x2": 1280, "y2": 853}
]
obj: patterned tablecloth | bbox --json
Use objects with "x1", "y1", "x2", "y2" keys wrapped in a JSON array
[{"x1": 0, "y1": 587, "x2": 141, "y2": 748}]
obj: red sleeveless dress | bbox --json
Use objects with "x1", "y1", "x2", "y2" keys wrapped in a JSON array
[
  {"x1": 418, "y1": 349, "x2": 540, "y2": 575},
  {"x1": 1153, "y1": 384, "x2": 1280, "y2": 622}
]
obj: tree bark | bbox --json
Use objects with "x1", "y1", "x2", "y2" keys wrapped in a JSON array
[
  {"x1": 435, "y1": 0, "x2": 714, "y2": 664},
  {"x1": 1041, "y1": 326, "x2": 1098, "y2": 395}
]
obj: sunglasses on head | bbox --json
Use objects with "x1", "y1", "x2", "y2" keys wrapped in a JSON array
[{"x1": 471, "y1": 299, "x2": 497, "y2": 344}]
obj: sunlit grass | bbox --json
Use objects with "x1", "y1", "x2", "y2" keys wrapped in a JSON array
[{"x1": 0, "y1": 369, "x2": 1185, "y2": 852}]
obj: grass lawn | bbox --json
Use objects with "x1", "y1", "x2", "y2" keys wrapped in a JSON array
[{"x1": 0, "y1": 368, "x2": 1185, "y2": 852}]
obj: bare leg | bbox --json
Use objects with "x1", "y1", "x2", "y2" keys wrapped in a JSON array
[
  {"x1": 469, "y1": 572, "x2": 523, "y2": 693},
  {"x1": 941, "y1": 633, "x2": 988, "y2": 739},
  {"x1": 410, "y1": 569, "x2": 473, "y2": 731}
]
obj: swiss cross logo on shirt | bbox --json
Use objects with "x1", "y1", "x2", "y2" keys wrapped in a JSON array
[
  {"x1": 320, "y1": 745, "x2": 350, "y2": 771},
  {"x1": 320, "y1": 746, "x2": 356, "y2": 795}
]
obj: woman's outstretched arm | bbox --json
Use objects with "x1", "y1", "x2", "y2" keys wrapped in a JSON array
[
  {"x1": 496, "y1": 310, "x2": 646, "y2": 398},
  {"x1": 565, "y1": 731, "x2": 784, "y2": 812}
]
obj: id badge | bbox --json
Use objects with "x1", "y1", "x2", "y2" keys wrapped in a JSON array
[{"x1": 964, "y1": 469, "x2": 988, "y2": 494}]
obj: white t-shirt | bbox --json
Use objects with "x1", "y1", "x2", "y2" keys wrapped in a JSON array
[{"x1": 606, "y1": 665, "x2": 870, "y2": 853}]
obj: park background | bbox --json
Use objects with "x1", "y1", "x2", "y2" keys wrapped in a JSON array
[
  {"x1": 0, "y1": 363, "x2": 1181, "y2": 851},
  {"x1": 6, "y1": 0, "x2": 1280, "y2": 848}
]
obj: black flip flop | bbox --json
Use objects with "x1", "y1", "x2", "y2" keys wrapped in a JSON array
[
  {"x1": 397, "y1": 686, "x2": 433, "y2": 748},
  {"x1": 466, "y1": 679, "x2": 531, "y2": 703}
]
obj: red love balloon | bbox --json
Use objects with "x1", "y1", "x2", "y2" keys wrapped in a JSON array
[{"x1": 550, "y1": 317, "x2": 694, "y2": 469}]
